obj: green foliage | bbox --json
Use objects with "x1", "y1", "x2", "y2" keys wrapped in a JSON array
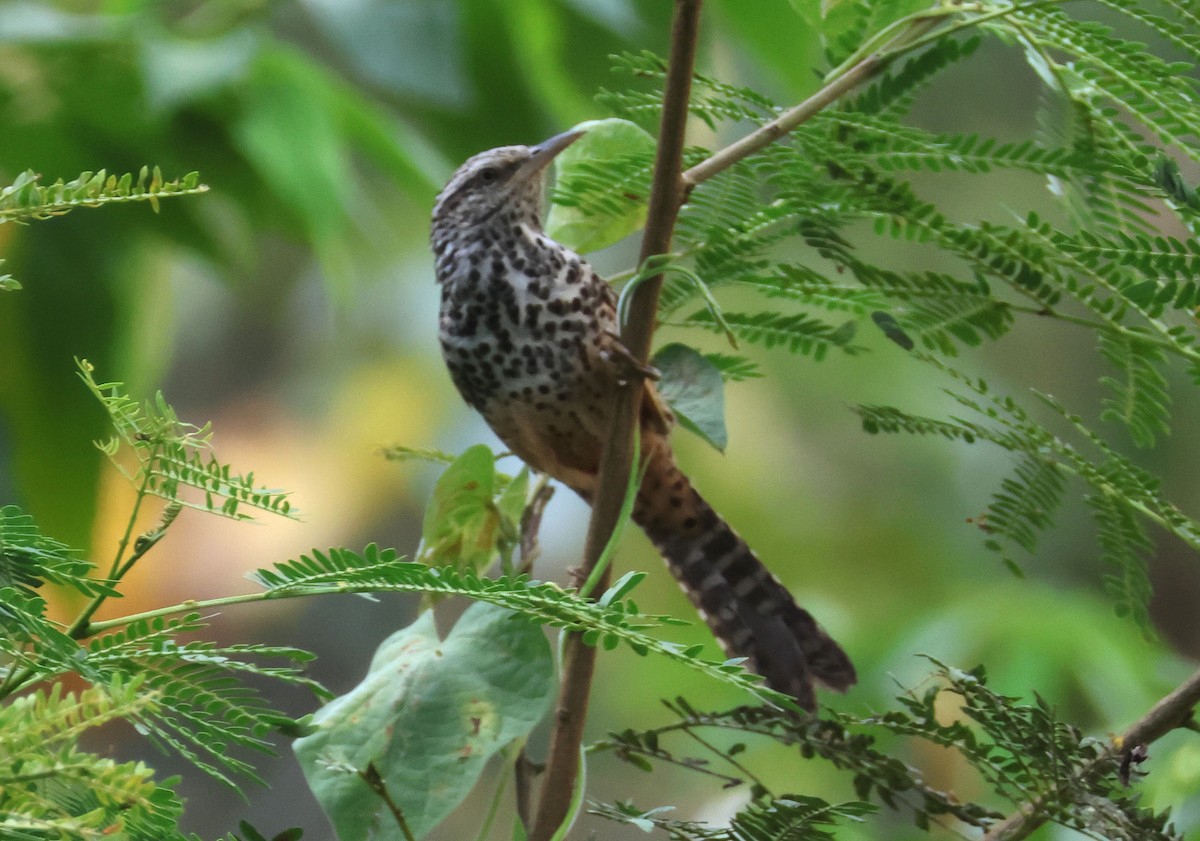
[
  {"x1": 594, "y1": 660, "x2": 1178, "y2": 839},
  {"x1": 1, "y1": 367, "x2": 698, "y2": 838},
  {"x1": 855, "y1": 357, "x2": 1195, "y2": 634},
  {"x1": 0, "y1": 168, "x2": 207, "y2": 224},
  {"x1": 249, "y1": 544, "x2": 795, "y2": 709},
  {"x1": 0, "y1": 504, "x2": 109, "y2": 599},
  {"x1": 545, "y1": 117, "x2": 656, "y2": 253},
  {"x1": 702, "y1": 352, "x2": 763, "y2": 382},
  {"x1": 0, "y1": 168, "x2": 206, "y2": 294},
  {"x1": 82, "y1": 615, "x2": 320, "y2": 787},
  {"x1": 571, "y1": 0, "x2": 1200, "y2": 638},
  {"x1": 418, "y1": 444, "x2": 526, "y2": 575},
  {"x1": 79, "y1": 359, "x2": 297, "y2": 523},
  {"x1": 594, "y1": 695, "x2": 1000, "y2": 833},
  {"x1": 7, "y1": 0, "x2": 1200, "y2": 838},
  {"x1": 295, "y1": 603, "x2": 555, "y2": 841},
  {"x1": 652, "y1": 343, "x2": 729, "y2": 452},
  {"x1": 592, "y1": 796, "x2": 875, "y2": 840},
  {"x1": 0, "y1": 367, "x2": 317, "y2": 836},
  {"x1": 0, "y1": 677, "x2": 186, "y2": 841},
  {"x1": 874, "y1": 660, "x2": 1177, "y2": 839}
]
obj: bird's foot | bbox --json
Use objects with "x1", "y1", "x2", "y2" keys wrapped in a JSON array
[{"x1": 601, "y1": 330, "x2": 661, "y2": 384}]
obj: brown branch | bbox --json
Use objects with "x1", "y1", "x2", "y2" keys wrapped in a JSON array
[
  {"x1": 528, "y1": 2, "x2": 702, "y2": 839},
  {"x1": 681, "y1": 10, "x2": 953, "y2": 192},
  {"x1": 980, "y1": 666, "x2": 1200, "y2": 841},
  {"x1": 360, "y1": 763, "x2": 416, "y2": 841},
  {"x1": 681, "y1": 53, "x2": 884, "y2": 190},
  {"x1": 528, "y1": 7, "x2": 971, "y2": 839}
]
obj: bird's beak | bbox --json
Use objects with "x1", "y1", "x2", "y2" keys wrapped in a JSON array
[{"x1": 518, "y1": 128, "x2": 586, "y2": 180}]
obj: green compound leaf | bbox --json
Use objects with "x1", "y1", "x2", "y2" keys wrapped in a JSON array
[
  {"x1": 546, "y1": 117, "x2": 655, "y2": 254},
  {"x1": 652, "y1": 343, "x2": 729, "y2": 452},
  {"x1": 295, "y1": 602, "x2": 555, "y2": 841}
]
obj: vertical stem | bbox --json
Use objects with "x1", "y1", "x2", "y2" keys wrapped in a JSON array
[{"x1": 528, "y1": 2, "x2": 702, "y2": 839}]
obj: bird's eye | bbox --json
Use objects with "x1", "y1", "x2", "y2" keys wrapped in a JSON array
[{"x1": 479, "y1": 167, "x2": 499, "y2": 183}]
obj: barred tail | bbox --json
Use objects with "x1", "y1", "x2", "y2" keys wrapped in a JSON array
[{"x1": 632, "y1": 447, "x2": 855, "y2": 711}]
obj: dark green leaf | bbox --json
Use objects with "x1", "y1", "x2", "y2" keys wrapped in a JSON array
[{"x1": 652, "y1": 343, "x2": 729, "y2": 452}]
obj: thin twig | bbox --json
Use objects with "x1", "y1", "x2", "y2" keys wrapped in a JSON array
[
  {"x1": 517, "y1": 477, "x2": 555, "y2": 577},
  {"x1": 679, "y1": 724, "x2": 768, "y2": 793},
  {"x1": 682, "y1": 53, "x2": 884, "y2": 190},
  {"x1": 360, "y1": 762, "x2": 417, "y2": 841},
  {"x1": 980, "y1": 666, "x2": 1200, "y2": 841},
  {"x1": 528, "y1": 2, "x2": 703, "y2": 839},
  {"x1": 682, "y1": 5, "x2": 960, "y2": 191}
]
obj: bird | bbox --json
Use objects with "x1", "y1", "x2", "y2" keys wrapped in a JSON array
[{"x1": 430, "y1": 129, "x2": 855, "y2": 710}]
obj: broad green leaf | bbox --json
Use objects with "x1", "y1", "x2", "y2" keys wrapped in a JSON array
[
  {"x1": 495, "y1": 466, "x2": 531, "y2": 528},
  {"x1": 652, "y1": 343, "x2": 728, "y2": 452},
  {"x1": 419, "y1": 444, "x2": 501, "y2": 572},
  {"x1": 545, "y1": 118, "x2": 655, "y2": 254},
  {"x1": 294, "y1": 602, "x2": 555, "y2": 841}
]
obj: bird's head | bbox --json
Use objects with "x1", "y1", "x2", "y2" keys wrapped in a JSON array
[{"x1": 431, "y1": 129, "x2": 584, "y2": 232}]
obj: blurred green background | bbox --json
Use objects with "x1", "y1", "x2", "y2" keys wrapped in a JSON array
[{"x1": 1, "y1": 0, "x2": 1197, "y2": 838}]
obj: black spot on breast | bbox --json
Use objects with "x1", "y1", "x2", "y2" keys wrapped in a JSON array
[{"x1": 525, "y1": 303, "x2": 542, "y2": 328}]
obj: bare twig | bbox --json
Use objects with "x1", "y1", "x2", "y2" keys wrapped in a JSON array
[
  {"x1": 681, "y1": 53, "x2": 884, "y2": 190},
  {"x1": 528, "y1": 3, "x2": 702, "y2": 839},
  {"x1": 517, "y1": 476, "x2": 555, "y2": 577},
  {"x1": 980, "y1": 666, "x2": 1200, "y2": 841},
  {"x1": 360, "y1": 762, "x2": 416, "y2": 841},
  {"x1": 682, "y1": 8, "x2": 954, "y2": 191}
]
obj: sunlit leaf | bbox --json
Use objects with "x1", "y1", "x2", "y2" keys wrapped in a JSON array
[{"x1": 546, "y1": 117, "x2": 655, "y2": 253}]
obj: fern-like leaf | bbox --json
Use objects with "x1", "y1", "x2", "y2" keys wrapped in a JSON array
[
  {"x1": 1089, "y1": 490, "x2": 1155, "y2": 634},
  {"x1": 0, "y1": 167, "x2": 207, "y2": 223},
  {"x1": 1012, "y1": 7, "x2": 1200, "y2": 164},
  {"x1": 978, "y1": 454, "x2": 1068, "y2": 575},
  {"x1": 0, "y1": 677, "x2": 186, "y2": 841},
  {"x1": 851, "y1": 35, "x2": 982, "y2": 118},
  {"x1": 250, "y1": 545, "x2": 797, "y2": 708},
  {"x1": 682, "y1": 310, "x2": 862, "y2": 360},
  {"x1": 1097, "y1": 331, "x2": 1172, "y2": 447},
  {"x1": 592, "y1": 796, "x2": 875, "y2": 840},
  {"x1": 0, "y1": 505, "x2": 109, "y2": 598},
  {"x1": 78, "y1": 360, "x2": 297, "y2": 521}
]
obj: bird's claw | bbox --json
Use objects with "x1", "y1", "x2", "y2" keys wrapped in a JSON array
[{"x1": 601, "y1": 330, "x2": 661, "y2": 382}]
